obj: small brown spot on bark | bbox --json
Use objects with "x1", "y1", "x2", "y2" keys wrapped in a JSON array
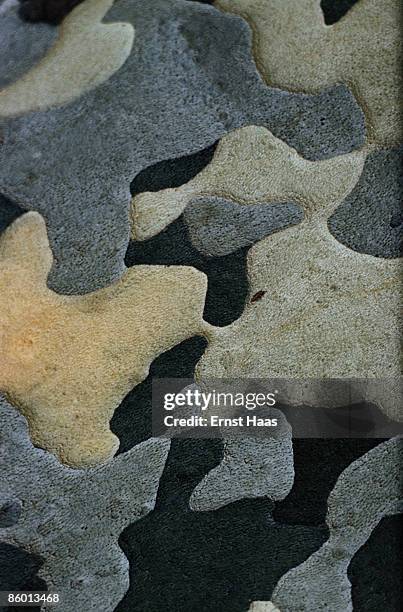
[{"x1": 251, "y1": 290, "x2": 266, "y2": 303}]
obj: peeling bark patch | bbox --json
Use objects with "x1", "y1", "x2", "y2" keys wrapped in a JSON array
[
  {"x1": 216, "y1": 0, "x2": 399, "y2": 145},
  {"x1": 0, "y1": 213, "x2": 208, "y2": 467},
  {"x1": 0, "y1": 0, "x2": 364, "y2": 292}
]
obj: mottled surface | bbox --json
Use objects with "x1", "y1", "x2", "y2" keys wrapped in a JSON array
[
  {"x1": 273, "y1": 438, "x2": 384, "y2": 526},
  {"x1": 185, "y1": 131, "x2": 401, "y2": 421},
  {"x1": 116, "y1": 439, "x2": 327, "y2": 612},
  {"x1": 0, "y1": 213, "x2": 209, "y2": 466},
  {"x1": 131, "y1": 142, "x2": 218, "y2": 196},
  {"x1": 0, "y1": 0, "x2": 400, "y2": 610},
  {"x1": 198, "y1": 217, "x2": 402, "y2": 419},
  {"x1": 0, "y1": 0, "x2": 364, "y2": 293},
  {"x1": 0, "y1": 397, "x2": 170, "y2": 612},
  {"x1": 0, "y1": 0, "x2": 134, "y2": 116},
  {"x1": 126, "y1": 216, "x2": 250, "y2": 327},
  {"x1": 131, "y1": 126, "x2": 401, "y2": 418},
  {"x1": 215, "y1": 0, "x2": 401, "y2": 145},
  {"x1": 111, "y1": 336, "x2": 208, "y2": 453},
  {"x1": 131, "y1": 126, "x2": 364, "y2": 240}
]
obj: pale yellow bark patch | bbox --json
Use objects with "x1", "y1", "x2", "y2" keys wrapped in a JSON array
[{"x1": 0, "y1": 212, "x2": 210, "y2": 467}]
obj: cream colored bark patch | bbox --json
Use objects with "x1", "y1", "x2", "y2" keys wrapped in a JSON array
[
  {"x1": 249, "y1": 603, "x2": 281, "y2": 612},
  {"x1": 215, "y1": 0, "x2": 401, "y2": 146},
  {"x1": 131, "y1": 125, "x2": 365, "y2": 240},
  {"x1": 197, "y1": 222, "x2": 402, "y2": 420},
  {"x1": 191, "y1": 131, "x2": 401, "y2": 419},
  {"x1": 0, "y1": 0, "x2": 134, "y2": 116},
  {"x1": 187, "y1": 133, "x2": 401, "y2": 420},
  {"x1": 131, "y1": 126, "x2": 401, "y2": 420},
  {"x1": 0, "y1": 212, "x2": 210, "y2": 468}
]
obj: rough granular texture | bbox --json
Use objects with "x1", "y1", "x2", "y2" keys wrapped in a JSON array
[
  {"x1": 1, "y1": 0, "x2": 134, "y2": 117},
  {"x1": 131, "y1": 142, "x2": 218, "y2": 196},
  {"x1": 189, "y1": 422, "x2": 295, "y2": 511},
  {"x1": 0, "y1": 0, "x2": 364, "y2": 293},
  {"x1": 0, "y1": 213, "x2": 209, "y2": 467},
  {"x1": 0, "y1": 397, "x2": 170, "y2": 612},
  {"x1": 131, "y1": 125, "x2": 364, "y2": 240},
  {"x1": 111, "y1": 336, "x2": 208, "y2": 453},
  {"x1": 273, "y1": 438, "x2": 385, "y2": 526},
  {"x1": 268, "y1": 439, "x2": 402, "y2": 612},
  {"x1": 216, "y1": 0, "x2": 401, "y2": 145},
  {"x1": 0, "y1": 0, "x2": 56, "y2": 88},
  {"x1": 328, "y1": 146, "x2": 403, "y2": 258},
  {"x1": 116, "y1": 439, "x2": 327, "y2": 612},
  {"x1": 126, "y1": 216, "x2": 250, "y2": 327},
  {"x1": 0, "y1": 1, "x2": 401, "y2": 610},
  {"x1": 184, "y1": 196, "x2": 303, "y2": 257},
  {"x1": 132, "y1": 126, "x2": 401, "y2": 420}
]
